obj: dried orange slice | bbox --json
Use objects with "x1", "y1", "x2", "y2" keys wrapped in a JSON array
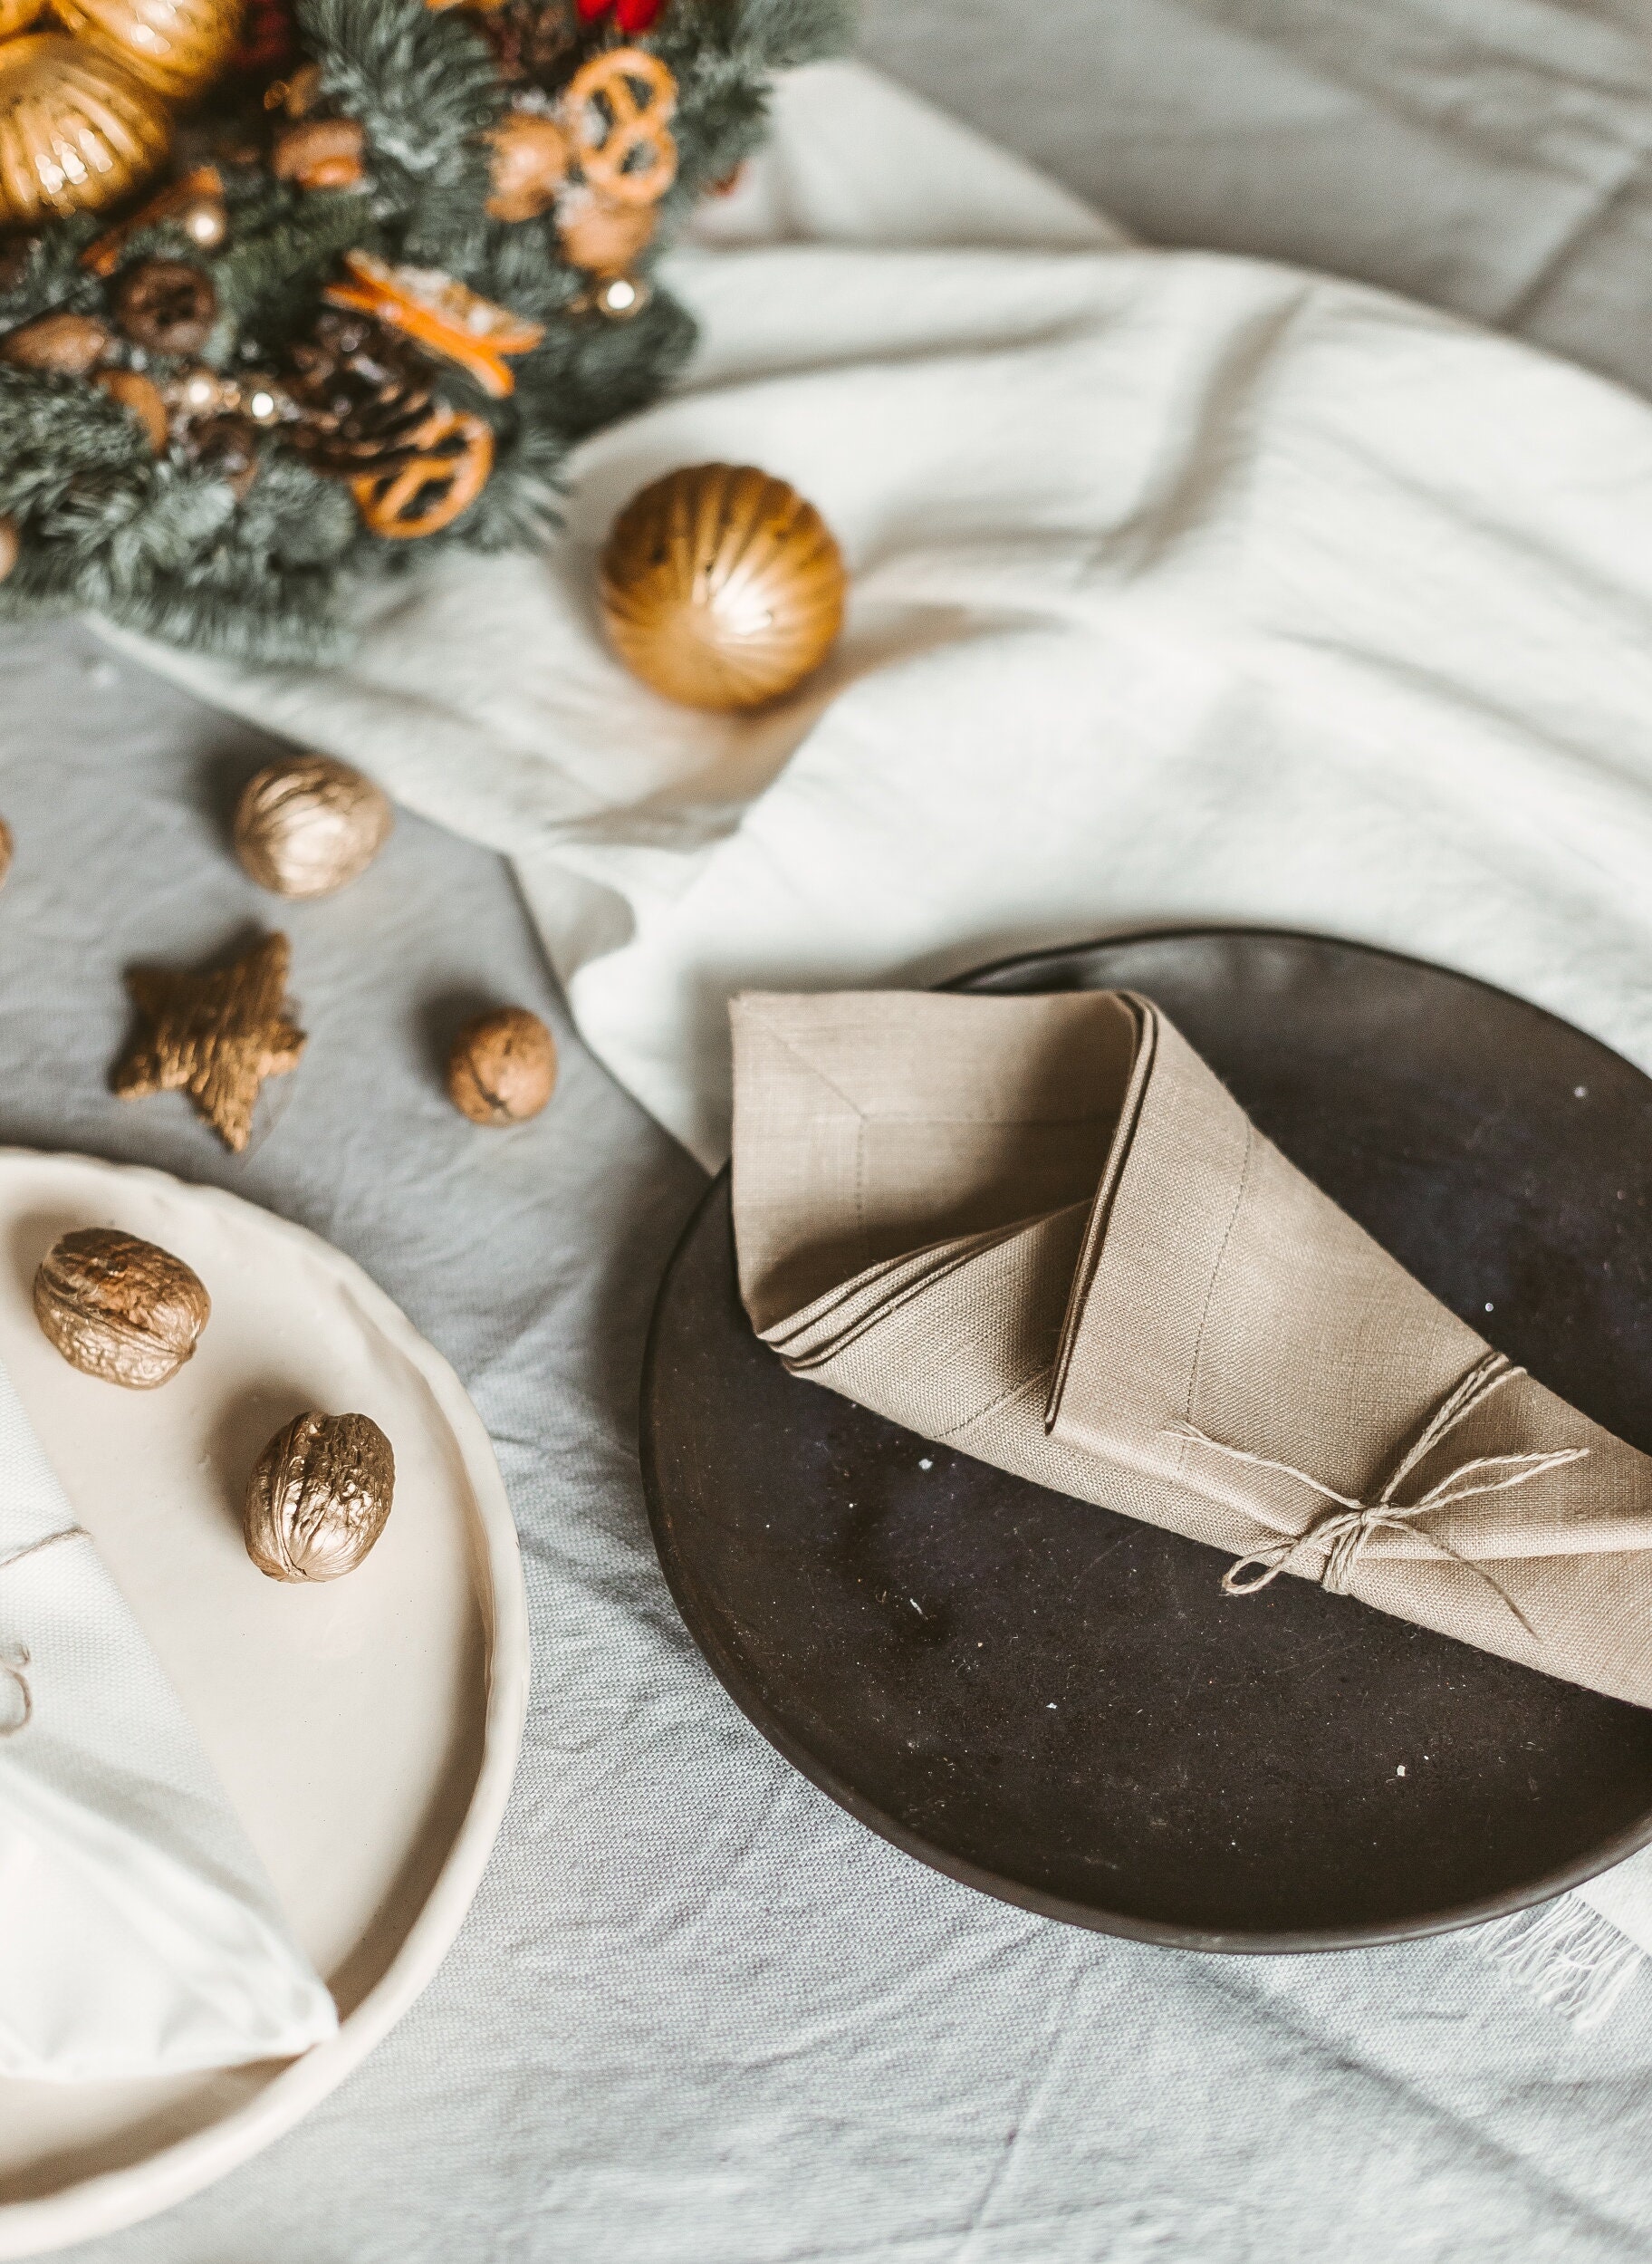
[{"x1": 323, "y1": 252, "x2": 544, "y2": 400}]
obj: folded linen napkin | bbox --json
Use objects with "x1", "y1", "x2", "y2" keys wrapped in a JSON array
[
  {"x1": 733, "y1": 987, "x2": 1652, "y2": 1710},
  {"x1": 0, "y1": 1353, "x2": 337, "y2": 2082}
]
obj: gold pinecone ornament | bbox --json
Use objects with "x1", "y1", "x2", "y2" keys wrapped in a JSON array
[{"x1": 600, "y1": 463, "x2": 848, "y2": 711}]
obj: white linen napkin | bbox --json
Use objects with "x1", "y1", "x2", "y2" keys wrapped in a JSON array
[
  {"x1": 0, "y1": 1353, "x2": 337, "y2": 2082},
  {"x1": 106, "y1": 58, "x2": 1652, "y2": 2016}
]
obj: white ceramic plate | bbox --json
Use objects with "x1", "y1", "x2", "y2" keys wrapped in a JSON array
[{"x1": 0, "y1": 1151, "x2": 528, "y2": 2259}]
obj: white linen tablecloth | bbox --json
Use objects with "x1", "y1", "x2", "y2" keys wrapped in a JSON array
[{"x1": 16, "y1": 4, "x2": 1652, "y2": 2257}]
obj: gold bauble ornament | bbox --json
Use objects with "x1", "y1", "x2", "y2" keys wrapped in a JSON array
[
  {"x1": 0, "y1": 34, "x2": 171, "y2": 224},
  {"x1": 600, "y1": 463, "x2": 848, "y2": 711},
  {"x1": 52, "y1": 0, "x2": 243, "y2": 102},
  {"x1": 0, "y1": 519, "x2": 15, "y2": 584}
]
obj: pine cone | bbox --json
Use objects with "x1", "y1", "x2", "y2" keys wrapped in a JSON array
[
  {"x1": 283, "y1": 310, "x2": 437, "y2": 478},
  {"x1": 476, "y1": 0, "x2": 579, "y2": 89}
]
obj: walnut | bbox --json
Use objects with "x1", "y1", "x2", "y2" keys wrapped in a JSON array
[
  {"x1": 245, "y1": 1411, "x2": 395, "y2": 1582},
  {"x1": 234, "y1": 753, "x2": 392, "y2": 897},
  {"x1": 94, "y1": 367, "x2": 169, "y2": 451},
  {"x1": 272, "y1": 116, "x2": 367, "y2": 191},
  {"x1": 34, "y1": 1228, "x2": 211, "y2": 1389},
  {"x1": 0, "y1": 312, "x2": 111, "y2": 375},
  {"x1": 447, "y1": 1007, "x2": 556, "y2": 1125},
  {"x1": 557, "y1": 196, "x2": 655, "y2": 277},
  {"x1": 486, "y1": 111, "x2": 568, "y2": 223}
]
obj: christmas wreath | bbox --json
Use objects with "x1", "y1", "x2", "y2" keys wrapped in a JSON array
[{"x1": 0, "y1": 0, "x2": 850, "y2": 660}]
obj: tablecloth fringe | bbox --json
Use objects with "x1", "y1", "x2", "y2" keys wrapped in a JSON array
[{"x1": 1474, "y1": 1895, "x2": 1645, "y2": 2028}]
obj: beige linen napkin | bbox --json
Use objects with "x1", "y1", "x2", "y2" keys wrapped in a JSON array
[{"x1": 732, "y1": 988, "x2": 1652, "y2": 1709}]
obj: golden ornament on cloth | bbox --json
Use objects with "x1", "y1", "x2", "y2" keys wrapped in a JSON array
[
  {"x1": 112, "y1": 929, "x2": 306, "y2": 1152},
  {"x1": 0, "y1": 34, "x2": 171, "y2": 224},
  {"x1": 323, "y1": 249, "x2": 543, "y2": 400},
  {"x1": 52, "y1": 0, "x2": 242, "y2": 101},
  {"x1": 600, "y1": 463, "x2": 848, "y2": 711}
]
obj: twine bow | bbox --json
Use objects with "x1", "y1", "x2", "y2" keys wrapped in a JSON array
[
  {"x1": 0, "y1": 1527, "x2": 86, "y2": 1738},
  {"x1": 1170, "y1": 1353, "x2": 1587, "y2": 1642}
]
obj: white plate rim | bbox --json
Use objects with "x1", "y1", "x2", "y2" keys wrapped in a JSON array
[{"x1": 0, "y1": 1149, "x2": 530, "y2": 2260}]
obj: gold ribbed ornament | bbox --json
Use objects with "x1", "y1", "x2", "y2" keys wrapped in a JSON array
[
  {"x1": 600, "y1": 463, "x2": 847, "y2": 711},
  {"x1": 0, "y1": 34, "x2": 170, "y2": 223},
  {"x1": 52, "y1": 0, "x2": 241, "y2": 101}
]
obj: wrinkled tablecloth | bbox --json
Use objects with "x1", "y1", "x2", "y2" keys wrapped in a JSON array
[{"x1": 15, "y1": 3, "x2": 1652, "y2": 2259}]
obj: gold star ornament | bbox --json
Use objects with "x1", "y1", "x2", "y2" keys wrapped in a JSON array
[{"x1": 112, "y1": 930, "x2": 306, "y2": 1151}]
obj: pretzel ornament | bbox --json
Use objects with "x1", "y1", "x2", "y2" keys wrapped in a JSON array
[
  {"x1": 564, "y1": 47, "x2": 677, "y2": 209},
  {"x1": 352, "y1": 404, "x2": 494, "y2": 539}
]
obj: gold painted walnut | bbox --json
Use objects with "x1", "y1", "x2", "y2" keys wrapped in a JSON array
[
  {"x1": 234, "y1": 753, "x2": 392, "y2": 897},
  {"x1": 34, "y1": 1227, "x2": 210, "y2": 1388},
  {"x1": 600, "y1": 463, "x2": 847, "y2": 711},
  {"x1": 245, "y1": 1411, "x2": 395, "y2": 1582}
]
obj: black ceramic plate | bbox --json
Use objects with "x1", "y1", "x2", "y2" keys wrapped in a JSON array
[{"x1": 640, "y1": 930, "x2": 1652, "y2": 1951}]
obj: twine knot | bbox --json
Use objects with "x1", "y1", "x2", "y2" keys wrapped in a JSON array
[
  {"x1": 1170, "y1": 1352, "x2": 1585, "y2": 1641},
  {"x1": 0, "y1": 1527, "x2": 87, "y2": 1738}
]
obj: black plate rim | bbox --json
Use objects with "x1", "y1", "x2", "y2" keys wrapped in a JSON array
[{"x1": 640, "y1": 922, "x2": 1652, "y2": 1954}]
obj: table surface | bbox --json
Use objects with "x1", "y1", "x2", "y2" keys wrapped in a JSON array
[{"x1": 12, "y1": 5, "x2": 1652, "y2": 2260}]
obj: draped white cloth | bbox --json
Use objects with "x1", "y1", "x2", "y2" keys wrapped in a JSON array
[{"x1": 0, "y1": 1355, "x2": 335, "y2": 2082}]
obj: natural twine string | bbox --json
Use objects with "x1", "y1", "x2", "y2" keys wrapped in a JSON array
[
  {"x1": 1170, "y1": 1352, "x2": 1586, "y2": 1641},
  {"x1": 0, "y1": 1527, "x2": 87, "y2": 1738}
]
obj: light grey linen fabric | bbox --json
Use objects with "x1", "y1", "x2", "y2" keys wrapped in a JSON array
[{"x1": 13, "y1": 4, "x2": 1652, "y2": 2257}]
